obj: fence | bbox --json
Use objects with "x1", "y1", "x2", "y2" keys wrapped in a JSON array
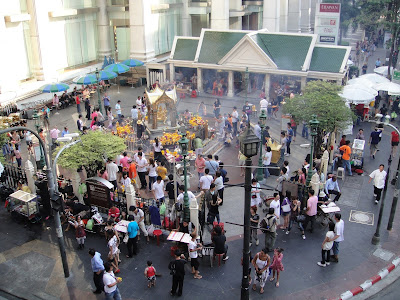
[{"x1": 1, "y1": 163, "x2": 27, "y2": 189}]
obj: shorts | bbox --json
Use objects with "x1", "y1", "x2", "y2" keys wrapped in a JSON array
[
  {"x1": 191, "y1": 257, "x2": 199, "y2": 270},
  {"x1": 370, "y1": 143, "x2": 378, "y2": 151},
  {"x1": 282, "y1": 212, "x2": 290, "y2": 217},
  {"x1": 147, "y1": 275, "x2": 156, "y2": 283},
  {"x1": 392, "y1": 141, "x2": 399, "y2": 146},
  {"x1": 239, "y1": 160, "x2": 245, "y2": 166},
  {"x1": 26, "y1": 141, "x2": 32, "y2": 146},
  {"x1": 118, "y1": 166, "x2": 123, "y2": 173}
]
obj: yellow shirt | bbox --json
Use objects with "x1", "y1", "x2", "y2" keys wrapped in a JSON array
[{"x1": 157, "y1": 166, "x2": 167, "y2": 180}]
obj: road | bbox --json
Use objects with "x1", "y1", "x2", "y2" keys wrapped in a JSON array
[{"x1": 368, "y1": 278, "x2": 400, "y2": 300}]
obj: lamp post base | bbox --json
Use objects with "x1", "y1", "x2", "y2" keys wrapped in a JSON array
[{"x1": 371, "y1": 234, "x2": 380, "y2": 245}]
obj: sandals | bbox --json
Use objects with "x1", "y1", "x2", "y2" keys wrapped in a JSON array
[
  {"x1": 276, "y1": 282, "x2": 279, "y2": 288},
  {"x1": 252, "y1": 284, "x2": 256, "y2": 291},
  {"x1": 269, "y1": 277, "x2": 275, "y2": 282},
  {"x1": 194, "y1": 275, "x2": 202, "y2": 279},
  {"x1": 260, "y1": 289, "x2": 264, "y2": 294}
]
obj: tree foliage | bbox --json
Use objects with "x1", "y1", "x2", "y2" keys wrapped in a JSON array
[
  {"x1": 356, "y1": 0, "x2": 387, "y2": 35},
  {"x1": 54, "y1": 130, "x2": 126, "y2": 175},
  {"x1": 283, "y1": 81, "x2": 355, "y2": 134}
]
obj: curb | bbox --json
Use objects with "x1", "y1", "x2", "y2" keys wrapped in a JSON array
[{"x1": 332, "y1": 256, "x2": 400, "y2": 300}]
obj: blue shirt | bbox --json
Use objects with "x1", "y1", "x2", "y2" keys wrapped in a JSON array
[
  {"x1": 325, "y1": 178, "x2": 340, "y2": 193},
  {"x1": 127, "y1": 221, "x2": 139, "y2": 238},
  {"x1": 287, "y1": 128, "x2": 293, "y2": 142},
  {"x1": 91, "y1": 252, "x2": 104, "y2": 272},
  {"x1": 370, "y1": 131, "x2": 380, "y2": 145},
  {"x1": 205, "y1": 160, "x2": 219, "y2": 175},
  {"x1": 103, "y1": 96, "x2": 110, "y2": 106},
  {"x1": 61, "y1": 130, "x2": 69, "y2": 137}
]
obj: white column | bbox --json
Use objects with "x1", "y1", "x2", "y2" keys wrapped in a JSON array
[
  {"x1": 230, "y1": 0, "x2": 242, "y2": 30},
  {"x1": 129, "y1": 0, "x2": 155, "y2": 62},
  {"x1": 211, "y1": 0, "x2": 229, "y2": 30},
  {"x1": 264, "y1": 74, "x2": 270, "y2": 99},
  {"x1": 301, "y1": 77, "x2": 307, "y2": 91},
  {"x1": 263, "y1": 0, "x2": 280, "y2": 32},
  {"x1": 311, "y1": 172, "x2": 320, "y2": 195},
  {"x1": 71, "y1": 172, "x2": 84, "y2": 203},
  {"x1": 97, "y1": 0, "x2": 112, "y2": 59},
  {"x1": 310, "y1": 0, "x2": 318, "y2": 31},
  {"x1": 24, "y1": 160, "x2": 36, "y2": 194},
  {"x1": 125, "y1": 183, "x2": 136, "y2": 212},
  {"x1": 170, "y1": 63, "x2": 175, "y2": 82},
  {"x1": 181, "y1": 0, "x2": 192, "y2": 36},
  {"x1": 287, "y1": 0, "x2": 301, "y2": 33},
  {"x1": 300, "y1": 0, "x2": 311, "y2": 33},
  {"x1": 227, "y1": 71, "x2": 234, "y2": 97},
  {"x1": 197, "y1": 68, "x2": 203, "y2": 93},
  {"x1": 280, "y1": 0, "x2": 289, "y2": 32},
  {"x1": 190, "y1": 198, "x2": 199, "y2": 235},
  {"x1": 26, "y1": 0, "x2": 44, "y2": 80}
]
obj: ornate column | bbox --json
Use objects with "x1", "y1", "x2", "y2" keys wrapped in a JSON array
[
  {"x1": 227, "y1": 71, "x2": 234, "y2": 97},
  {"x1": 189, "y1": 198, "x2": 199, "y2": 235},
  {"x1": 197, "y1": 68, "x2": 203, "y2": 93},
  {"x1": 125, "y1": 183, "x2": 136, "y2": 211},
  {"x1": 288, "y1": 0, "x2": 301, "y2": 33},
  {"x1": 129, "y1": 0, "x2": 155, "y2": 61},
  {"x1": 97, "y1": 0, "x2": 112, "y2": 59},
  {"x1": 264, "y1": 74, "x2": 271, "y2": 99},
  {"x1": 170, "y1": 63, "x2": 175, "y2": 82},
  {"x1": 301, "y1": 0, "x2": 311, "y2": 33},
  {"x1": 24, "y1": 160, "x2": 36, "y2": 194},
  {"x1": 311, "y1": 172, "x2": 320, "y2": 195},
  {"x1": 263, "y1": 0, "x2": 280, "y2": 32},
  {"x1": 280, "y1": 0, "x2": 288, "y2": 32},
  {"x1": 211, "y1": 0, "x2": 229, "y2": 30}
]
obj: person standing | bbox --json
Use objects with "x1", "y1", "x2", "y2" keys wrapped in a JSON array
[
  {"x1": 250, "y1": 179, "x2": 261, "y2": 207},
  {"x1": 325, "y1": 175, "x2": 342, "y2": 202},
  {"x1": 286, "y1": 197, "x2": 305, "y2": 239},
  {"x1": 199, "y1": 169, "x2": 213, "y2": 192},
  {"x1": 205, "y1": 154, "x2": 219, "y2": 177},
  {"x1": 152, "y1": 176, "x2": 165, "y2": 203},
  {"x1": 261, "y1": 208, "x2": 277, "y2": 252},
  {"x1": 263, "y1": 146, "x2": 272, "y2": 179},
  {"x1": 169, "y1": 250, "x2": 187, "y2": 297},
  {"x1": 303, "y1": 189, "x2": 318, "y2": 233},
  {"x1": 260, "y1": 98, "x2": 269, "y2": 114},
  {"x1": 269, "y1": 248, "x2": 284, "y2": 288},
  {"x1": 368, "y1": 164, "x2": 387, "y2": 204},
  {"x1": 369, "y1": 127, "x2": 381, "y2": 159},
  {"x1": 330, "y1": 213, "x2": 344, "y2": 263},
  {"x1": 317, "y1": 222, "x2": 335, "y2": 267},
  {"x1": 74, "y1": 215, "x2": 86, "y2": 250},
  {"x1": 126, "y1": 215, "x2": 139, "y2": 258},
  {"x1": 251, "y1": 248, "x2": 270, "y2": 294},
  {"x1": 213, "y1": 98, "x2": 221, "y2": 118},
  {"x1": 269, "y1": 193, "x2": 281, "y2": 227},
  {"x1": 115, "y1": 100, "x2": 122, "y2": 121},
  {"x1": 250, "y1": 206, "x2": 260, "y2": 246},
  {"x1": 188, "y1": 233, "x2": 203, "y2": 279},
  {"x1": 76, "y1": 95, "x2": 81, "y2": 114},
  {"x1": 131, "y1": 206, "x2": 149, "y2": 242},
  {"x1": 131, "y1": 105, "x2": 138, "y2": 126},
  {"x1": 207, "y1": 184, "x2": 222, "y2": 224},
  {"x1": 355, "y1": 128, "x2": 365, "y2": 140},
  {"x1": 136, "y1": 152, "x2": 148, "y2": 189},
  {"x1": 103, "y1": 262, "x2": 122, "y2": 300},
  {"x1": 144, "y1": 261, "x2": 157, "y2": 288},
  {"x1": 276, "y1": 168, "x2": 288, "y2": 201},
  {"x1": 232, "y1": 106, "x2": 239, "y2": 136},
  {"x1": 195, "y1": 154, "x2": 206, "y2": 189},
  {"x1": 339, "y1": 140, "x2": 352, "y2": 176},
  {"x1": 89, "y1": 248, "x2": 105, "y2": 294},
  {"x1": 85, "y1": 97, "x2": 91, "y2": 120},
  {"x1": 106, "y1": 158, "x2": 118, "y2": 190},
  {"x1": 193, "y1": 136, "x2": 204, "y2": 156},
  {"x1": 286, "y1": 123, "x2": 293, "y2": 156},
  {"x1": 103, "y1": 93, "x2": 111, "y2": 114},
  {"x1": 214, "y1": 171, "x2": 224, "y2": 205},
  {"x1": 391, "y1": 130, "x2": 399, "y2": 158},
  {"x1": 50, "y1": 125, "x2": 60, "y2": 146}
]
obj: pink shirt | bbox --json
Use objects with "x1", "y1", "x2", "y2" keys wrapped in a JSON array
[
  {"x1": 120, "y1": 156, "x2": 131, "y2": 169},
  {"x1": 50, "y1": 129, "x2": 60, "y2": 139},
  {"x1": 307, "y1": 195, "x2": 318, "y2": 216}
]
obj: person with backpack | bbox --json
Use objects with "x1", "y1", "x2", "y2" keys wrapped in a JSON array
[
  {"x1": 169, "y1": 249, "x2": 187, "y2": 297},
  {"x1": 260, "y1": 208, "x2": 277, "y2": 252}
]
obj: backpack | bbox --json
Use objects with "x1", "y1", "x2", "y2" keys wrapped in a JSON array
[{"x1": 260, "y1": 215, "x2": 276, "y2": 232}]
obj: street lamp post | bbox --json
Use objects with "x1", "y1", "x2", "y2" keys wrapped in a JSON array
[
  {"x1": 239, "y1": 123, "x2": 260, "y2": 300},
  {"x1": 244, "y1": 67, "x2": 249, "y2": 104},
  {"x1": 0, "y1": 126, "x2": 69, "y2": 278},
  {"x1": 178, "y1": 133, "x2": 190, "y2": 222},
  {"x1": 95, "y1": 68, "x2": 102, "y2": 114},
  {"x1": 257, "y1": 110, "x2": 267, "y2": 182}
]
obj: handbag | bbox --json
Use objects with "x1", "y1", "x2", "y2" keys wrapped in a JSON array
[
  {"x1": 296, "y1": 214, "x2": 306, "y2": 223},
  {"x1": 282, "y1": 204, "x2": 291, "y2": 213},
  {"x1": 123, "y1": 234, "x2": 129, "y2": 244}
]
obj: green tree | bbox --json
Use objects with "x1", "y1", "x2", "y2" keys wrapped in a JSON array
[
  {"x1": 357, "y1": 0, "x2": 386, "y2": 37},
  {"x1": 54, "y1": 130, "x2": 126, "y2": 177},
  {"x1": 283, "y1": 81, "x2": 355, "y2": 152}
]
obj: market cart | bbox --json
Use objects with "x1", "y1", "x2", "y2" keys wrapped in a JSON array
[
  {"x1": 352, "y1": 139, "x2": 364, "y2": 170},
  {"x1": 8, "y1": 190, "x2": 41, "y2": 223}
]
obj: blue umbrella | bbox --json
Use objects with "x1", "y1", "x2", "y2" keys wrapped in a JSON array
[
  {"x1": 102, "y1": 56, "x2": 109, "y2": 69},
  {"x1": 122, "y1": 58, "x2": 144, "y2": 67},
  {"x1": 39, "y1": 82, "x2": 69, "y2": 93},
  {"x1": 73, "y1": 74, "x2": 98, "y2": 85},
  {"x1": 95, "y1": 70, "x2": 118, "y2": 81},
  {"x1": 105, "y1": 63, "x2": 129, "y2": 74}
]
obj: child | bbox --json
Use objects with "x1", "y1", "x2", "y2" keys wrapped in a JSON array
[
  {"x1": 250, "y1": 206, "x2": 260, "y2": 246},
  {"x1": 14, "y1": 145, "x2": 22, "y2": 168},
  {"x1": 317, "y1": 222, "x2": 335, "y2": 267},
  {"x1": 269, "y1": 248, "x2": 284, "y2": 287},
  {"x1": 144, "y1": 260, "x2": 156, "y2": 288}
]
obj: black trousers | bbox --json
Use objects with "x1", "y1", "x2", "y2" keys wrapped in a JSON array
[
  {"x1": 303, "y1": 215, "x2": 316, "y2": 232},
  {"x1": 138, "y1": 172, "x2": 147, "y2": 188},
  {"x1": 218, "y1": 188, "x2": 224, "y2": 205},
  {"x1": 127, "y1": 236, "x2": 138, "y2": 257},
  {"x1": 321, "y1": 249, "x2": 331, "y2": 264},
  {"x1": 93, "y1": 270, "x2": 104, "y2": 292},
  {"x1": 171, "y1": 275, "x2": 184, "y2": 296},
  {"x1": 327, "y1": 190, "x2": 341, "y2": 202},
  {"x1": 374, "y1": 186, "x2": 383, "y2": 201}
]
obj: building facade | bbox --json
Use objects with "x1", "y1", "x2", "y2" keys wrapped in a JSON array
[{"x1": 0, "y1": 0, "x2": 320, "y2": 95}]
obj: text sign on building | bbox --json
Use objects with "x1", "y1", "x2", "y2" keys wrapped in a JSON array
[{"x1": 314, "y1": 3, "x2": 341, "y2": 45}]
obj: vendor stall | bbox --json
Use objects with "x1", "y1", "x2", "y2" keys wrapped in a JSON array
[
  {"x1": 8, "y1": 190, "x2": 41, "y2": 223},
  {"x1": 352, "y1": 139, "x2": 364, "y2": 170},
  {"x1": 266, "y1": 139, "x2": 282, "y2": 164}
]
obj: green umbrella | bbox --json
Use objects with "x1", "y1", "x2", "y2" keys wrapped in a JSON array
[
  {"x1": 39, "y1": 83, "x2": 69, "y2": 93},
  {"x1": 105, "y1": 63, "x2": 129, "y2": 74},
  {"x1": 73, "y1": 74, "x2": 98, "y2": 85}
]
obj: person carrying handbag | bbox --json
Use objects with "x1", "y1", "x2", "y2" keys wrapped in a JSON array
[
  {"x1": 285, "y1": 197, "x2": 305, "y2": 240},
  {"x1": 281, "y1": 191, "x2": 292, "y2": 230}
]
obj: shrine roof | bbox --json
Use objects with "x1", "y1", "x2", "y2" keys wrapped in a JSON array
[{"x1": 309, "y1": 46, "x2": 348, "y2": 73}]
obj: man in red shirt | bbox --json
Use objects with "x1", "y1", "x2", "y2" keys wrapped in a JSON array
[
  {"x1": 391, "y1": 130, "x2": 399, "y2": 158},
  {"x1": 76, "y1": 95, "x2": 81, "y2": 114},
  {"x1": 108, "y1": 205, "x2": 120, "y2": 221},
  {"x1": 339, "y1": 135, "x2": 346, "y2": 147}
]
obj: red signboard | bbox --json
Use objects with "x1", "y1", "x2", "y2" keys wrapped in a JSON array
[{"x1": 320, "y1": 3, "x2": 340, "y2": 13}]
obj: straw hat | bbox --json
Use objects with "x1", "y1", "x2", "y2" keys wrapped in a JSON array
[{"x1": 137, "y1": 120, "x2": 143, "y2": 125}]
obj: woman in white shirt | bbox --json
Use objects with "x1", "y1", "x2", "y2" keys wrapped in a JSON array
[
  {"x1": 214, "y1": 171, "x2": 224, "y2": 205},
  {"x1": 153, "y1": 137, "x2": 163, "y2": 162},
  {"x1": 251, "y1": 178, "x2": 261, "y2": 207},
  {"x1": 148, "y1": 158, "x2": 158, "y2": 191}
]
